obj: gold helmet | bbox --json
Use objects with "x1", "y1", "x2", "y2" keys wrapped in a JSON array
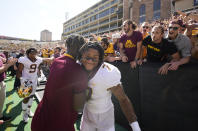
[{"x1": 17, "y1": 79, "x2": 33, "y2": 98}]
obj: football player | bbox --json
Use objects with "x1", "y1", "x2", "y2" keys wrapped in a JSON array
[
  {"x1": 79, "y1": 42, "x2": 141, "y2": 131},
  {"x1": 16, "y1": 48, "x2": 53, "y2": 123}
]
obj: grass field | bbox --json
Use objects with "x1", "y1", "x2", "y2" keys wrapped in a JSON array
[{"x1": 0, "y1": 76, "x2": 127, "y2": 131}]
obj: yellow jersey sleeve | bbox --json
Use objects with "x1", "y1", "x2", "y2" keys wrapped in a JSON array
[
  {"x1": 42, "y1": 50, "x2": 49, "y2": 58},
  {"x1": 104, "y1": 43, "x2": 115, "y2": 56}
]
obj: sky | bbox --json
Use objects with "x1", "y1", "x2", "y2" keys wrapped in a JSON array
[{"x1": 0, "y1": 0, "x2": 101, "y2": 40}]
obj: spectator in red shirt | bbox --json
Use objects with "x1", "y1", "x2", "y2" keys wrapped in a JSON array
[
  {"x1": 119, "y1": 20, "x2": 143, "y2": 68},
  {"x1": 31, "y1": 35, "x2": 88, "y2": 131}
]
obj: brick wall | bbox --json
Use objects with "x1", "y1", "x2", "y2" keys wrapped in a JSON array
[
  {"x1": 123, "y1": 0, "x2": 171, "y2": 24},
  {"x1": 123, "y1": 0, "x2": 129, "y2": 20}
]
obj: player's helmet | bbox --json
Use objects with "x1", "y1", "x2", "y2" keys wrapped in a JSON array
[{"x1": 17, "y1": 79, "x2": 33, "y2": 98}]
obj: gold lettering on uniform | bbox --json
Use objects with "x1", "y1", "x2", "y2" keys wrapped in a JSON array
[
  {"x1": 148, "y1": 44, "x2": 160, "y2": 52},
  {"x1": 103, "y1": 64, "x2": 111, "y2": 71},
  {"x1": 125, "y1": 40, "x2": 136, "y2": 48}
]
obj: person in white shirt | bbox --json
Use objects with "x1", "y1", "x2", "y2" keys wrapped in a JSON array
[
  {"x1": 79, "y1": 42, "x2": 141, "y2": 131},
  {"x1": 16, "y1": 48, "x2": 52, "y2": 123}
]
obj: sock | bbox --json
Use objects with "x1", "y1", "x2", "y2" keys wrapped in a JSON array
[
  {"x1": 27, "y1": 97, "x2": 33, "y2": 107},
  {"x1": 22, "y1": 101, "x2": 28, "y2": 111}
]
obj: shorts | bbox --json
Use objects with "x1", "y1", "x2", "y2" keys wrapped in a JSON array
[{"x1": 80, "y1": 106, "x2": 115, "y2": 131}]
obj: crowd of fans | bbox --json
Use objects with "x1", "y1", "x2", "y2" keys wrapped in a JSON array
[
  {"x1": 83, "y1": 11, "x2": 198, "y2": 74},
  {"x1": 1, "y1": 11, "x2": 198, "y2": 75}
]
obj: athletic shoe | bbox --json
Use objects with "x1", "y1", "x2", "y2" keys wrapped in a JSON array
[
  {"x1": 23, "y1": 113, "x2": 29, "y2": 123},
  {"x1": 0, "y1": 116, "x2": 12, "y2": 123}
]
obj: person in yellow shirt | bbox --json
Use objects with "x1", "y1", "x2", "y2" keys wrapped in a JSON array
[
  {"x1": 101, "y1": 37, "x2": 114, "y2": 57},
  {"x1": 41, "y1": 48, "x2": 49, "y2": 58},
  {"x1": 48, "y1": 48, "x2": 54, "y2": 58},
  {"x1": 101, "y1": 37, "x2": 121, "y2": 62},
  {"x1": 90, "y1": 33, "x2": 102, "y2": 42},
  {"x1": 191, "y1": 28, "x2": 198, "y2": 60}
]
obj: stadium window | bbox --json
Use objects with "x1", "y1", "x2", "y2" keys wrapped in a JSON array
[
  {"x1": 195, "y1": 0, "x2": 198, "y2": 6},
  {"x1": 111, "y1": 0, "x2": 118, "y2": 5},
  {"x1": 153, "y1": 0, "x2": 161, "y2": 20},
  {"x1": 99, "y1": 9, "x2": 110, "y2": 18},
  {"x1": 91, "y1": 16, "x2": 94, "y2": 21},
  {"x1": 111, "y1": 6, "x2": 116, "y2": 14},
  {"x1": 99, "y1": 5, "x2": 104, "y2": 10},
  {"x1": 139, "y1": 4, "x2": 146, "y2": 24},
  {"x1": 96, "y1": 14, "x2": 98, "y2": 19}
]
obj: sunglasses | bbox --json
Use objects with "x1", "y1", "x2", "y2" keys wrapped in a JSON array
[
  {"x1": 143, "y1": 26, "x2": 149, "y2": 29},
  {"x1": 169, "y1": 27, "x2": 179, "y2": 31},
  {"x1": 82, "y1": 56, "x2": 99, "y2": 62}
]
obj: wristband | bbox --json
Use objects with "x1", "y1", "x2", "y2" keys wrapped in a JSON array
[{"x1": 130, "y1": 121, "x2": 141, "y2": 131}]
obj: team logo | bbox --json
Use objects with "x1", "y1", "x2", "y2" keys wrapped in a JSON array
[
  {"x1": 17, "y1": 79, "x2": 33, "y2": 98},
  {"x1": 125, "y1": 40, "x2": 136, "y2": 48}
]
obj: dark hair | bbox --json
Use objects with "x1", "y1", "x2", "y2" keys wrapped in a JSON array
[
  {"x1": 79, "y1": 42, "x2": 104, "y2": 66},
  {"x1": 124, "y1": 20, "x2": 137, "y2": 30},
  {"x1": 55, "y1": 47, "x2": 61, "y2": 52},
  {"x1": 171, "y1": 20, "x2": 183, "y2": 27},
  {"x1": 101, "y1": 37, "x2": 109, "y2": 46},
  {"x1": 26, "y1": 48, "x2": 37, "y2": 55},
  {"x1": 66, "y1": 34, "x2": 85, "y2": 50},
  {"x1": 153, "y1": 25, "x2": 164, "y2": 34}
]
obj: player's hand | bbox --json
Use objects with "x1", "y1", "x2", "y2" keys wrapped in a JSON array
[
  {"x1": 14, "y1": 65, "x2": 18, "y2": 70},
  {"x1": 130, "y1": 121, "x2": 141, "y2": 131},
  {"x1": 121, "y1": 56, "x2": 128, "y2": 62},
  {"x1": 7, "y1": 58, "x2": 17, "y2": 66},
  {"x1": 48, "y1": 57, "x2": 54, "y2": 65},
  {"x1": 0, "y1": 56, "x2": 6, "y2": 63}
]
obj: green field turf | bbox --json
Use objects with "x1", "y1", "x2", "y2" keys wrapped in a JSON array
[{"x1": 0, "y1": 76, "x2": 127, "y2": 131}]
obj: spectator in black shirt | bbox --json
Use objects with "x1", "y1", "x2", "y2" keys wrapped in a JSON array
[{"x1": 141, "y1": 25, "x2": 180, "y2": 74}]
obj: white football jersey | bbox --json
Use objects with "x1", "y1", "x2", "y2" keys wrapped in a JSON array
[
  {"x1": 18, "y1": 56, "x2": 43, "y2": 84},
  {"x1": 86, "y1": 62, "x2": 121, "y2": 113}
]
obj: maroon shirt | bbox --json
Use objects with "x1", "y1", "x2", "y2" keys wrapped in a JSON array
[
  {"x1": 0, "y1": 53, "x2": 6, "y2": 82},
  {"x1": 31, "y1": 56, "x2": 88, "y2": 131},
  {"x1": 119, "y1": 31, "x2": 143, "y2": 62}
]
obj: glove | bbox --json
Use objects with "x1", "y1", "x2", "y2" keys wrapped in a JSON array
[{"x1": 130, "y1": 121, "x2": 141, "y2": 131}]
